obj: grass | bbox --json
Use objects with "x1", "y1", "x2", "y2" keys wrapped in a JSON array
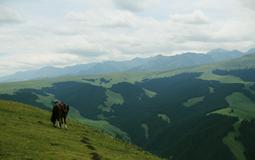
[
  {"x1": 29, "y1": 91, "x2": 130, "y2": 140},
  {"x1": 209, "y1": 87, "x2": 215, "y2": 94},
  {"x1": 183, "y1": 96, "x2": 205, "y2": 107},
  {"x1": 99, "y1": 90, "x2": 124, "y2": 113},
  {"x1": 210, "y1": 92, "x2": 255, "y2": 160},
  {"x1": 0, "y1": 72, "x2": 154, "y2": 96},
  {"x1": 226, "y1": 92, "x2": 255, "y2": 120},
  {"x1": 220, "y1": 53, "x2": 255, "y2": 70},
  {"x1": 0, "y1": 76, "x2": 87, "y2": 95},
  {"x1": 141, "y1": 123, "x2": 149, "y2": 140},
  {"x1": 210, "y1": 92, "x2": 255, "y2": 120},
  {"x1": 223, "y1": 120, "x2": 246, "y2": 160},
  {"x1": 199, "y1": 71, "x2": 248, "y2": 84},
  {"x1": 98, "y1": 89, "x2": 124, "y2": 113},
  {"x1": 157, "y1": 114, "x2": 171, "y2": 123},
  {"x1": 67, "y1": 106, "x2": 131, "y2": 142},
  {"x1": 244, "y1": 83, "x2": 255, "y2": 95},
  {"x1": 0, "y1": 100, "x2": 160, "y2": 160},
  {"x1": 143, "y1": 88, "x2": 157, "y2": 98},
  {"x1": 35, "y1": 93, "x2": 55, "y2": 109}
]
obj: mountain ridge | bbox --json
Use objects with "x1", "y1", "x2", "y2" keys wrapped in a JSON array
[{"x1": 0, "y1": 48, "x2": 249, "y2": 83}]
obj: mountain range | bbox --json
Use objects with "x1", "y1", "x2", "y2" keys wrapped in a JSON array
[{"x1": 0, "y1": 48, "x2": 253, "y2": 83}]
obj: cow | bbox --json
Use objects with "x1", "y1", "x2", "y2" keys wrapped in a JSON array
[{"x1": 50, "y1": 100, "x2": 69, "y2": 129}]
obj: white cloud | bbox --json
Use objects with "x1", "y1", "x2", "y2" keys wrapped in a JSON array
[
  {"x1": 0, "y1": 5, "x2": 22, "y2": 24},
  {"x1": 170, "y1": 10, "x2": 209, "y2": 24},
  {"x1": 65, "y1": 9, "x2": 137, "y2": 28},
  {"x1": 0, "y1": 52, "x2": 86, "y2": 75},
  {"x1": 241, "y1": 0, "x2": 255, "y2": 11},
  {"x1": 0, "y1": 0, "x2": 254, "y2": 76},
  {"x1": 112, "y1": 0, "x2": 160, "y2": 12}
]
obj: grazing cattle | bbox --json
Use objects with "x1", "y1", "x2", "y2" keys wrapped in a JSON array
[{"x1": 50, "y1": 101, "x2": 69, "y2": 128}]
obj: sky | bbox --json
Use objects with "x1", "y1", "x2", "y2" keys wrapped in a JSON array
[{"x1": 0, "y1": 0, "x2": 254, "y2": 76}]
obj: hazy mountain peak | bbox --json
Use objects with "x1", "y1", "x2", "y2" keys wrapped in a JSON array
[
  {"x1": 207, "y1": 48, "x2": 230, "y2": 54},
  {"x1": 0, "y1": 49, "x2": 249, "y2": 83},
  {"x1": 246, "y1": 48, "x2": 255, "y2": 54},
  {"x1": 40, "y1": 66, "x2": 59, "y2": 70},
  {"x1": 154, "y1": 54, "x2": 166, "y2": 58}
]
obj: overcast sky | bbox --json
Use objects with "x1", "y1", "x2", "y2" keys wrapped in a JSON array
[{"x1": 0, "y1": 0, "x2": 254, "y2": 75}]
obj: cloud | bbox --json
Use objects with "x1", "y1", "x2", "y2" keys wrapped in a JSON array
[
  {"x1": 65, "y1": 9, "x2": 137, "y2": 29},
  {"x1": 112, "y1": 0, "x2": 160, "y2": 12},
  {"x1": 0, "y1": 0, "x2": 254, "y2": 76},
  {"x1": 170, "y1": 10, "x2": 209, "y2": 24},
  {"x1": 241, "y1": 0, "x2": 255, "y2": 11},
  {"x1": 0, "y1": 5, "x2": 22, "y2": 24},
  {"x1": 0, "y1": 52, "x2": 86, "y2": 75},
  {"x1": 61, "y1": 48, "x2": 110, "y2": 57}
]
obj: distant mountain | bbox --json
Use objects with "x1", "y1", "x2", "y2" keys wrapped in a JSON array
[
  {"x1": 0, "y1": 66, "x2": 64, "y2": 82},
  {"x1": 0, "y1": 57, "x2": 149, "y2": 82},
  {"x1": 0, "y1": 48, "x2": 248, "y2": 82},
  {"x1": 130, "y1": 52, "x2": 213, "y2": 72},
  {"x1": 207, "y1": 48, "x2": 243, "y2": 61},
  {"x1": 77, "y1": 58, "x2": 149, "y2": 75},
  {"x1": 246, "y1": 48, "x2": 255, "y2": 54}
]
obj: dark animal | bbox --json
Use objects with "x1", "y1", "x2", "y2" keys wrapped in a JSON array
[{"x1": 51, "y1": 101, "x2": 69, "y2": 128}]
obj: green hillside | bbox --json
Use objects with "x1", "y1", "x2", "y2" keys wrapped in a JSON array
[
  {"x1": 0, "y1": 100, "x2": 160, "y2": 160},
  {"x1": 0, "y1": 54, "x2": 255, "y2": 160}
]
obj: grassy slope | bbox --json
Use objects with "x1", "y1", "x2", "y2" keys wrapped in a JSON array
[
  {"x1": 183, "y1": 96, "x2": 205, "y2": 107},
  {"x1": 98, "y1": 90, "x2": 124, "y2": 113},
  {"x1": 0, "y1": 54, "x2": 255, "y2": 160},
  {"x1": 210, "y1": 92, "x2": 255, "y2": 120},
  {"x1": 223, "y1": 120, "x2": 246, "y2": 160},
  {"x1": 68, "y1": 106, "x2": 131, "y2": 142},
  {"x1": 1, "y1": 54, "x2": 255, "y2": 95},
  {"x1": 145, "y1": 53, "x2": 255, "y2": 84},
  {"x1": 0, "y1": 100, "x2": 160, "y2": 160},
  {"x1": 210, "y1": 92, "x2": 255, "y2": 160},
  {"x1": 0, "y1": 72, "x2": 152, "y2": 95}
]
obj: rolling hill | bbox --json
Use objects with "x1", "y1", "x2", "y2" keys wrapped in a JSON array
[
  {"x1": 0, "y1": 100, "x2": 160, "y2": 160},
  {"x1": 0, "y1": 53, "x2": 255, "y2": 160}
]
